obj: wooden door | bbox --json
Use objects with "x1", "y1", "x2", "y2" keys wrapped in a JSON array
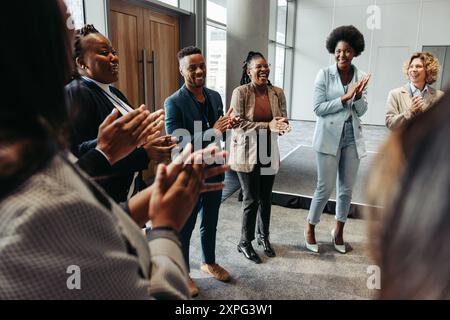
[
  {"x1": 109, "y1": 0, "x2": 144, "y2": 108},
  {"x1": 143, "y1": 10, "x2": 180, "y2": 112},
  {"x1": 109, "y1": 0, "x2": 180, "y2": 111}
]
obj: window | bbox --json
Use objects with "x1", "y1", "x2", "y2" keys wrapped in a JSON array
[
  {"x1": 64, "y1": 0, "x2": 85, "y2": 30},
  {"x1": 158, "y1": 0, "x2": 179, "y2": 7},
  {"x1": 268, "y1": 0, "x2": 296, "y2": 117},
  {"x1": 207, "y1": 0, "x2": 227, "y2": 25},
  {"x1": 275, "y1": 45, "x2": 285, "y2": 87},
  {"x1": 206, "y1": 0, "x2": 227, "y2": 106}
]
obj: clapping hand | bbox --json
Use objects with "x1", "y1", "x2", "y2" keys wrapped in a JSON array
[
  {"x1": 128, "y1": 144, "x2": 229, "y2": 228},
  {"x1": 96, "y1": 105, "x2": 154, "y2": 165},
  {"x1": 410, "y1": 96, "x2": 425, "y2": 116},
  {"x1": 342, "y1": 74, "x2": 371, "y2": 103}
]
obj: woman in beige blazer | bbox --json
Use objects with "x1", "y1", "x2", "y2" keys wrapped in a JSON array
[
  {"x1": 385, "y1": 52, "x2": 444, "y2": 130},
  {"x1": 229, "y1": 51, "x2": 289, "y2": 264}
]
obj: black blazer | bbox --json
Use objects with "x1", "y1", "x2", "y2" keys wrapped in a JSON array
[{"x1": 65, "y1": 78, "x2": 149, "y2": 202}]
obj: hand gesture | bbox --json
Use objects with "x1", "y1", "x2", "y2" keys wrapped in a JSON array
[
  {"x1": 127, "y1": 144, "x2": 229, "y2": 228},
  {"x1": 342, "y1": 74, "x2": 371, "y2": 103},
  {"x1": 225, "y1": 107, "x2": 240, "y2": 129},
  {"x1": 269, "y1": 116, "x2": 289, "y2": 133},
  {"x1": 137, "y1": 107, "x2": 165, "y2": 147},
  {"x1": 96, "y1": 105, "x2": 152, "y2": 165},
  {"x1": 354, "y1": 74, "x2": 371, "y2": 99},
  {"x1": 143, "y1": 135, "x2": 177, "y2": 163},
  {"x1": 410, "y1": 96, "x2": 425, "y2": 116}
]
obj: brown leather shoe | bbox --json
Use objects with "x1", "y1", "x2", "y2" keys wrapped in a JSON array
[
  {"x1": 188, "y1": 277, "x2": 199, "y2": 297},
  {"x1": 200, "y1": 263, "x2": 231, "y2": 282}
]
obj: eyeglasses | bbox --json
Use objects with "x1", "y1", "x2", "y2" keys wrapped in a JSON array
[{"x1": 250, "y1": 63, "x2": 271, "y2": 70}]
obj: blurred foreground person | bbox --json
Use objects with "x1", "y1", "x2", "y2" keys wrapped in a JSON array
[
  {"x1": 367, "y1": 89, "x2": 450, "y2": 299},
  {"x1": 0, "y1": 0, "x2": 228, "y2": 300}
]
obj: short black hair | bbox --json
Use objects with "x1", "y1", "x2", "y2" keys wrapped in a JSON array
[
  {"x1": 177, "y1": 46, "x2": 202, "y2": 61},
  {"x1": 326, "y1": 25, "x2": 365, "y2": 57}
]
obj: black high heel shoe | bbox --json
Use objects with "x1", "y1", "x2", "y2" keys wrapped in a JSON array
[
  {"x1": 257, "y1": 236, "x2": 276, "y2": 257},
  {"x1": 237, "y1": 241, "x2": 262, "y2": 264}
]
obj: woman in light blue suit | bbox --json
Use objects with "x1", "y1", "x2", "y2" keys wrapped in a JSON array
[{"x1": 304, "y1": 25, "x2": 371, "y2": 254}]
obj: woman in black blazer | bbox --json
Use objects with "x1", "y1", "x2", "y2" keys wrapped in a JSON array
[{"x1": 66, "y1": 25, "x2": 173, "y2": 202}]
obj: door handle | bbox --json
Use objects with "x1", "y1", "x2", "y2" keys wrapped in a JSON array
[
  {"x1": 147, "y1": 50, "x2": 157, "y2": 112},
  {"x1": 141, "y1": 49, "x2": 149, "y2": 107}
]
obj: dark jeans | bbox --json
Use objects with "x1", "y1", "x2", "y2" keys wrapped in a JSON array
[
  {"x1": 180, "y1": 174, "x2": 223, "y2": 271},
  {"x1": 237, "y1": 166, "x2": 275, "y2": 243}
]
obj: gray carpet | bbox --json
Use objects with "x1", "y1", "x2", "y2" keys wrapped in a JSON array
[
  {"x1": 188, "y1": 192, "x2": 375, "y2": 300},
  {"x1": 185, "y1": 120, "x2": 387, "y2": 300}
]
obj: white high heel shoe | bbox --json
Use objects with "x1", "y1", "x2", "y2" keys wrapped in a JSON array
[
  {"x1": 331, "y1": 229, "x2": 346, "y2": 254},
  {"x1": 304, "y1": 230, "x2": 319, "y2": 253}
]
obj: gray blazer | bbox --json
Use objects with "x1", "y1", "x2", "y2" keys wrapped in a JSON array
[
  {"x1": 385, "y1": 84, "x2": 444, "y2": 130},
  {"x1": 312, "y1": 64, "x2": 368, "y2": 159},
  {"x1": 0, "y1": 154, "x2": 189, "y2": 300}
]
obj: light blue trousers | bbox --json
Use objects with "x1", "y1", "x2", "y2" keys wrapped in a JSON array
[{"x1": 307, "y1": 121, "x2": 360, "y2": 225}]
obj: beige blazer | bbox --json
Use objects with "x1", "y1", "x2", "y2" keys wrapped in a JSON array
[
  {"x1": 385, "y1": 84, "x2": 444, "y2": 130},
  {"x1": 228, "y1": 83, "x2": 287, "y2": 174}
]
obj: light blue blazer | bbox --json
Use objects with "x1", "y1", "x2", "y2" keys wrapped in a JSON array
[{"x1": 312, "y1": 64, "x2": 368, "y2": 159}]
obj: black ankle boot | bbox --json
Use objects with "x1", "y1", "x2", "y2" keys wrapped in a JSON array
[
  {"x1": 257, "y1": 235, "x2": 276, "y2": 257},
  {"x1": 237, "y1": 241, "x2": 262, "y2": 264}
]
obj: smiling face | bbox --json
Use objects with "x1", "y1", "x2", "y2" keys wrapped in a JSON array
[
  {"x1": 77, "y1": 33, "x2": 119, "y2": 84},
  {"x1": 334, "y1": 41, "x2": 355, "y2": 71},
  {"x1": 408, "y1": 57, "x2": 427, "y2": 87},
  {"x1": 247, "y1": 57, "x2": 270, "y2": 87},
  {"x1": 180, "y1": 53, "x2": 206, "y2": 89}
]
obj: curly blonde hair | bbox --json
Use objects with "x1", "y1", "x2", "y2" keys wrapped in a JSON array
[{"x1": 403, "y1": 52, "x2": 440, "y2": 85}]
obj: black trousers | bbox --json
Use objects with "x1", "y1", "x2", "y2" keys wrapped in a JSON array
[{"x1": 237, "y1": 166, "x2": 275, "y2": 243}]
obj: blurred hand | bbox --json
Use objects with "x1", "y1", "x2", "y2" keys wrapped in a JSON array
[
  {"x1": 143, "y1": 135, "x2": 177, "y2": 163},
  {"x1": 137, "y1": 107, "x2": 165, "y2": 147},
  {"x1": 127, "y1": 144, "x2": 229, "y2": 228},
  {"x1": 213, "y1": 116, "x2": 229, "y2": 134},
  {"x1": 225, "y1": 107, "x2": 240, "y2": 129},
  {"x1": 411, "y1": 96, "x2": 425, "y2": 116},
  {"x1": 149, "y1": 163, "x2": 202, "y2": 231},
  {"x1": 96, "y1": 105, "x2": 151, "y2": 165},
  {"x1": 269, "y1": 116, "x2": 289, "y2": 133}
]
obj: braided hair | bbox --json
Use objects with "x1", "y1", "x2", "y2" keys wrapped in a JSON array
[
  {"x1": 72, "y1": 24, "x2": 100, "y2": 78},
  {"x1": 240, "y1": 51, "x2": 272, "y2": 86}
]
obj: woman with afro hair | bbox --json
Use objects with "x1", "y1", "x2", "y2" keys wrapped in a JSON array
[{"x1": 304, "y1": 25, "x2": 370, "y2": 254}]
